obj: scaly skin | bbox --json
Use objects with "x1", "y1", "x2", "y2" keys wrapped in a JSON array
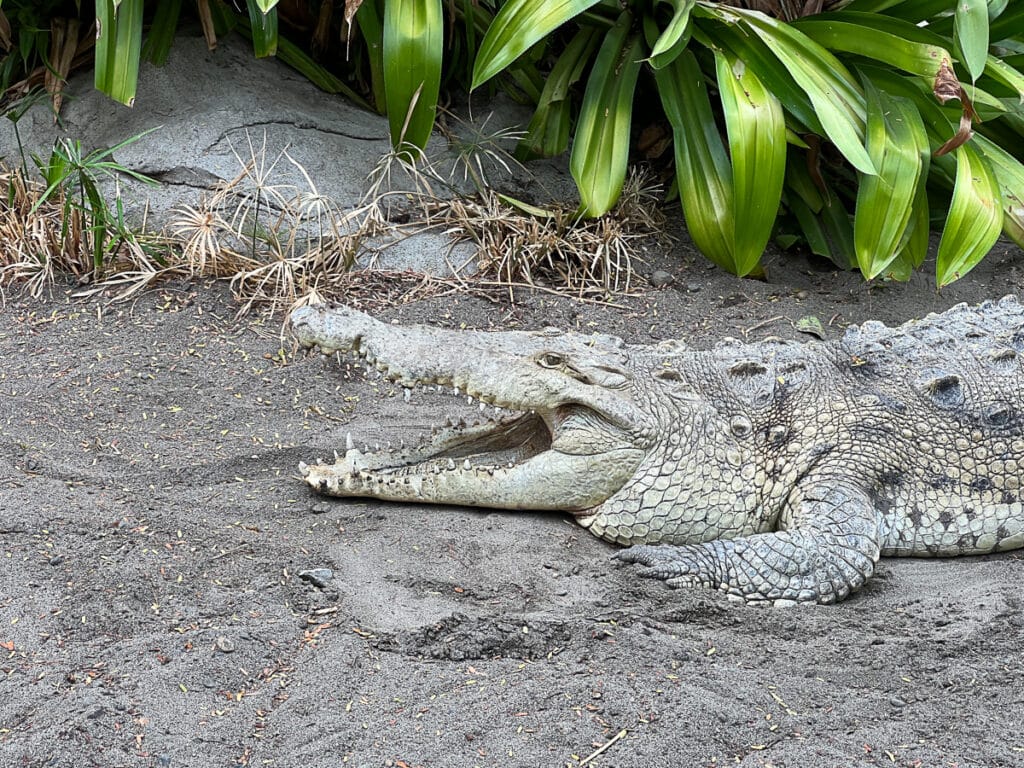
[{"x1": 290, "y1": 297, "x2": 1024, "y2": 604}]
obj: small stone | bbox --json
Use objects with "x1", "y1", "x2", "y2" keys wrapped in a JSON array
[
  {"x1": 685, "y1": 283, "x2": 702, "y2": 293},
  {"x1": 773, "y1": 598, "x2": 798, "y2": 608},
  {"x1": 889, "y1": 697, "x2": 907, "y2": 708},
  {"x1": 311, "y1": 502, "x2": 332, "y2": 514},
  {"x1": 215, "y1": 636, "x2": 236, "y2": 653},
  {"x1": 650, "y1": 270, "x2": 674, "y2": 287},
  {"x1": 48, "y1": 555, "x2": 65, "y2": 566},
  {"x1": 298, "y1": 568, "x2": 335, "y2": 589},
  {"x1": 795, "y1": 289, "x2": 809, "y2": 299}
]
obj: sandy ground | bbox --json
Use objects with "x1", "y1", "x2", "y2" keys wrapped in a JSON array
[{"x1": 3, "y1": 241, "x2": 1024, "y2": 768}]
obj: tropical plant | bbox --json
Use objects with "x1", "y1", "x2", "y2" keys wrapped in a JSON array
[
  {"x1": 29, "y1": 131, "x2": 160, "y2": 274},
  {"x1": 469, "y1": 0, "x2": 1024, "y2": 286}
]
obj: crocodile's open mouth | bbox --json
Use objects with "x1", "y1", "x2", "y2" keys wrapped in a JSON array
[{"x1": 298, "y1": 386, "x2": 644, "y2": 511}]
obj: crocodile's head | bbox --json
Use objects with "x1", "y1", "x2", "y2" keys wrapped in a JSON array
[{"x1": 290, "y1": 303, "x2": 657, "y2": 512}]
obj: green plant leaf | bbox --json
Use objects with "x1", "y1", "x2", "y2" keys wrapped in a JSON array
[
  {"x1": 355, "y1": 0, "x2": 386, "y2": 112},
  {"x1": 383, "y1": 0, "x2": 443, "y2": 151},
  {"x1": 715, "y1": 50, "x2": 786, "y2": 276},
  {"x1": 245, "y1": 0, "x2": 278, "y2": 57},
  {"x1": 698, "y1": 4, "x2": 875, "y2": 175},
  {"x1": 936, "y1": 144, "x2": 1003, "y2": 287},
  {"x1": 141, "y1": 0, "x2": 182, "y2": 67},
  {"x1": 472, "y1": 0, "x2": 601, "y2": 89},
  {"x1": 517, "y1": 26, "x2": 600, "y2": 160},
  {"x1": 656, "y1": 50, "x2": 734, "y2": 271},
  {"x1": 954, "y1": 0, "x2": 989, "y2": 82},
  {"x1": 252, "y1": 0, "x2": 279, "y2": 12},
  {"x1": 94, "y1": 0, "x2": 144, "y2": 106},
  {"x1": 973, "y1": 134, "x2": 1024, "y2": 248},
  {"x1": 853, "y1": 78, "x2": 929, "y2": 280},
  {"x1": 648, "y1": 0, "x2": 695, "y2": 70},
  {"x1": 793, "y1": 18, "x2": 951, "y2": 81},
  {"x1": 570, "y1": 12, "x2": 642, "y2": 217},
  {"x1": 693, "y1": 20, "x2": 821, "y2": 135},
  {"x1": 883, "y1": 176, "x2": 931, "y2": 281}
]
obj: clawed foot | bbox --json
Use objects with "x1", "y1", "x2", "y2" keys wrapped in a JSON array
[{"x1": 614, "y1": 544, "x2": 718, "y2": 590}]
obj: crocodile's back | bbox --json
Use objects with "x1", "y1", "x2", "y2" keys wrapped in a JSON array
[{"x1": 834, "y1": 296, "x2": 1024, "y2": 556}]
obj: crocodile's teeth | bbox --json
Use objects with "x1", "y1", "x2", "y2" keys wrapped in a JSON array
[
  {"x1": 466, "y1": 395, "x2": 474, "y2": 405},
  {"x1": 345, "y1": 448, "x2": 365, "y2": 470},
  {"x1": 478, "y1": 402, "x2": 486, "y2": 412},
  {"x1": 346, "y1": 432, "x2": 355, "y2": 451},
  {"x1": 447, "y1": 458, "x2": 456, "y2": 470},
  {"x1": 404, "y1": 388, "x2": 412, "y2": 403},
  {"x1": 463, "y1": 459, "x2": 471, "y2": 470},
  {"x1": 298, "y1": 461, "x2": 310, "y2": 476}
]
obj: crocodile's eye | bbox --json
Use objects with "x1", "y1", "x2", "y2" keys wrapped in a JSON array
[{"x1": 538, "y1": 352, "x2": 564, "y2": 368}]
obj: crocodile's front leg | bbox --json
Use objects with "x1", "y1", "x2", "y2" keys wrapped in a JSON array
[{"x1": 616, "y1": 482, "x2": 882, "y2": 604}]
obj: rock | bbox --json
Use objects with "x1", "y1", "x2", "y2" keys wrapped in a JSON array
[
  {"x1": 298, "y1": 568, "x2": 335, "y2": 589},
  {"x1": 650, "y1": 270, "x2": 674, "y2": 287},
  {"x1": 214, "y1": 636, "x2": 236, "y2": 653}
]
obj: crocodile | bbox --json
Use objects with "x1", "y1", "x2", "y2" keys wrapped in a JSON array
[{"x1": 290, "y1": 297, "x2": 1024, "y2": 604}]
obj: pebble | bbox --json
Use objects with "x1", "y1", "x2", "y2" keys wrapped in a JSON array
[
  {"x1": 298, "y1": 568, "x2": 334, "y2": 589},
  {"x1": 311, "y1": 502, "x2": 332, "y2": 514},
  {"x1": 650, "y1": 270, "x2": 674, "y2": 287},
  {"x1": 889, "y1": 697, "x2": 907, "y2": 708},
  {"x1": 215, "y1": 636, "x2": 235, "y2": 653},
  {"x1": 48, "y1": 555, "x2": 65, "y2": 566}
]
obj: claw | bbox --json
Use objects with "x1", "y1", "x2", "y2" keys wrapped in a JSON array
[{"x1": 298, "y1": 461, "x2": 310, "y2": 477}]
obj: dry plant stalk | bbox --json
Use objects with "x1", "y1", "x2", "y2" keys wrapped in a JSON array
[
  {"x1": 434, "y1": 170, "x2": 665, "y2": 297},
  {"x1": 1, "y1": 166, "x2": 90, "y2": 296},
  {"x1": 167, "y1": 132, "x2": 388, "y2": 315}
]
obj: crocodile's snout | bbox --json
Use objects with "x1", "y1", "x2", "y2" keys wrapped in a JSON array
[{"x1": 290, "y1": 305, "x2": 330, "y2": 348}]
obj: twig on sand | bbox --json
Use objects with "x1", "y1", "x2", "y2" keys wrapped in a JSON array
[{"x1": 577, "y1": 728, "x2": 627, "y2": 766}]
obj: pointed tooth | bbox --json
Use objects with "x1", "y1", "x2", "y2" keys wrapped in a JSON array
[
  {"x1": 298, "y1": 461, "x2": 310, "y2": 476},
  {"x1": 478, "y1": 402, "x2": 486, "y2": 412},
  {"x1": 333, "y1": 450, "x2": 340, "y2": 461},
  {"x1": 346, "y1": 432, "x2": 355, "y2": 451},
  {"x1": 466, "y1": 395, "x2": 474, "y2": 405},
  {"x1": 447, "y1": 458, "x2": 456, "y2": 470},
  {"x1": 462, "y1": 459, "x2": 471, "y2": 470},
  {"x1": 507, "y1": 461, "x2": 514, "y2": 468},
  {"x1": 374, "y1": 443, "x2": 380, "y2": 452},
  {"x1": 363, "y1": 444, "x2": 370, "y2": 453},
  {"x1": 316, "y1": 456, "x2": 324, "y2": 465},
  {"x1": 404, "y1": 387, "x2": 412, "y2": 403}
]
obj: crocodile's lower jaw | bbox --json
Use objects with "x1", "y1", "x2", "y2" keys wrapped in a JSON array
[{"x1": 299, "y1": 412, "x2": 644, "y2": 511}]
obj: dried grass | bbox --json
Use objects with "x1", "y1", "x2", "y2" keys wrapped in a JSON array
[
  {"x1": 4, "y1": 125, "x2": 665, "y2": 312},
  {"x1": 431, "y1": 170, "x2": 666, "y2": 298}
]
